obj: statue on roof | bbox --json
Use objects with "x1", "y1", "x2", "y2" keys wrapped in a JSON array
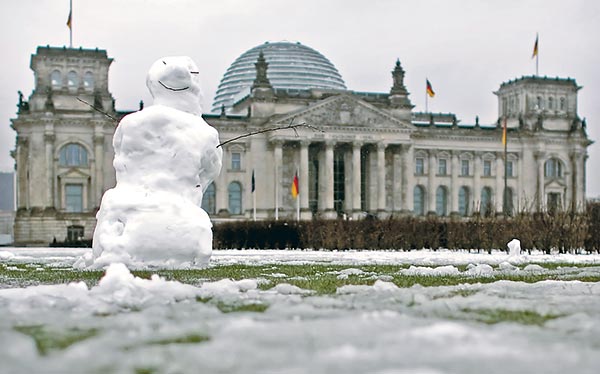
[
  {"x1": 390, "y1": 59, "x2": 407, "y2": 95},
  {"x1": 252, "y1": 51, "x2": 272, "y2": 89}
]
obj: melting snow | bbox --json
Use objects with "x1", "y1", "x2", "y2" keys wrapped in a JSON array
[{"x1": 0, "y1": 247, "x2": 599, "y2": 373}]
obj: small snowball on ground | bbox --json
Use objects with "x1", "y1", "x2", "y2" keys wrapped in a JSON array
[
  {"x1": 507, "y1": 239, "x2": 522, "y2": 256},
  {"x1": 465, "y1": 263, "x2": 494, "y2": 276},
  {"x1": 523, "y1": 264, "x2": 546, "y2": 273},
  {"x1": 499, "y1": 261, "x2": 519, "y2": 272}
]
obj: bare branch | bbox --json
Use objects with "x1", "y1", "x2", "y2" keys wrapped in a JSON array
[
  {"x1": 217, "y1": 121, "x2": 324, "y2": 148},
  {"x1": 77, "y1": 97, "x2": 118, "y2": 122}
]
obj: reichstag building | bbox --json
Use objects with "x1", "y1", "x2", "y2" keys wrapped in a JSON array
[{"x1": 11, "y1": 42, "x2": 591, "y2": 245}]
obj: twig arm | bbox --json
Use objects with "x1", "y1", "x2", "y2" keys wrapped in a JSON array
[{"x1": 216, "y1": 122, "x2": 323, "y2": 148}]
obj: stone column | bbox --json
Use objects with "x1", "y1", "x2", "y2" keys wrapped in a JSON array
[
  {"x1": 575, "y1": 152, "x2": 586, "y2": 211},
  {"x1": 16, "y1": 136, "x2": 28, "y2": 210},
  {"x1": 319, "y1": 141, "x2": 335, "y2": 218},
  {"x1": 44, "y1": 133, "x2": 55, "y2": 208},
  {"x1": 450, "y1": 151, "x2": 459, "y2": 215},
  {"x1": 472, "y1": 152, "x2": 481, "y2": 213},
  {"x1": 535, "y1": 152, "x2": 545, "y2": 211},
  {"x1": 94, "y1": 133, "x2": 105, "y2": 207},
  {"x1": 427, "y1": 150, "x2": 436, "y2": 214},
  {"x1": 352, "y1": 141, "x2": 362, "y2": 216},
  {"x1": 273, "y1": 140, "x2": 283, "y2": 220},
  {"x1": 495, "y1": 152, "x2": 504, "y2": 213},
  {"x1": 401, "y1": 144, "x2": 413, "y2": 213},
  {"x1": 392, "y1": 148, "x2": 402, "y2": 212},
  {"x1": 299, "y1": 140, "x2": 310, "y2": 219},
  {"x1": 377, "y1": 143, "x2": 386, "y2": 214}
]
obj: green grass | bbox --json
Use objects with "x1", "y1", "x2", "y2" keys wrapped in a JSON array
[
  {"x1": 146, "y1": 333, "x2": 210, "y2": 345},
  {"x1": 1, "y1": 262, "x2": 599, "y2": 296},
  {"x1": 461, "y1": 308, "x2": 564, "y2": 326},
  {"x1": 14, "y1": 325, "x2": 98, "y2": 356}
]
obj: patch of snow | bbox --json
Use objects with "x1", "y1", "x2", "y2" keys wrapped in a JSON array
[{"x1": 400, "y1": 265, "x2": 461, "y2": 277}]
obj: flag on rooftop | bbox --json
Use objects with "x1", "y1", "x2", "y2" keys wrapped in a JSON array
[
  {"x1": 532, "y1": 34, "x2": 539, "y2": 59},
  {"x1": 426, "y1": 79, "x2": 435, "y2": 98},
  {"x1": 66, "y1": 7, "x2": 72, "y2": 30}
]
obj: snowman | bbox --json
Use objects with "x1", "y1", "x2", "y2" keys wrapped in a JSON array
[{"x1": 91, "y1": 56, "x2": 222, "y2": 267}]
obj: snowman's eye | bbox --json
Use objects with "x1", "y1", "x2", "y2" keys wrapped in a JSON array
[
  {"x1": 162, "y1": 61, "x2": 167, "y2": 65},
  {"x1": 190, "y1": 71, "x2": 199, "y2": 74}
]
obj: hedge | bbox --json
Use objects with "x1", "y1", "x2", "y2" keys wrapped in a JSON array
[{"x1": 213, "y1": 202, "x2": 600, "y2": 253}]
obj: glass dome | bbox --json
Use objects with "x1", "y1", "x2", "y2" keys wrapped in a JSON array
[{"x1": 211, "y1": 41, "x2": 347, "y2": 113}]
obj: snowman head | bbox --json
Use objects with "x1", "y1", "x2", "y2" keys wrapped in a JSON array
[{"x1": 146, "y1": 56, "x2": 204, "y2": 115}]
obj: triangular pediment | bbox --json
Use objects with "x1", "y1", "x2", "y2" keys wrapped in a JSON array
[
  {"x1": 544, "y1": 178, "x2": 567, "y2": 190},
  {"x1": 271, "y1": 94, "x2": 413, "y2": 131},
  {"x1": 58, "y1": 168, "x2": 91, "y2": 179}
]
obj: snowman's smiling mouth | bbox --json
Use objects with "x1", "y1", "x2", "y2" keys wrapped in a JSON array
[{"x1": 158, "y1": 81, "x2": 190, "y2": 92}]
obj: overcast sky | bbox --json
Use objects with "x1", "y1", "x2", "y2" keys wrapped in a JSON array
[{"x1": 1, "y1": 0, "x2": 599, "y2": 197}]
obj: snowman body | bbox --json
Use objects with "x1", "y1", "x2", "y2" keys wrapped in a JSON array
[{"x1": 92, "y1": 56, "x2": 222, "y2": 267}]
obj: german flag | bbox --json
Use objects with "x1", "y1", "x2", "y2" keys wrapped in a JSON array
[
  {"x1": 532, "y1": 34, "x2": 538, "y2": 59},
  {"x1": 426, "y1": 79, "x2": 435, "y2": 98},
  {"x1": 66, "y1": 9, "x2": 72, "y2": 30},
  {"x1": 291, "y1": 171, "x2": 299, "y2": 198}
]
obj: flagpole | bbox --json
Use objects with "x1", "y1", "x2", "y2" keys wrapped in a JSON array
[
  {"x1": 296, "y1": 168, "x2": 300, "y2": 221},
  {"x1": 251, "y1": 169, "x2": 256, "y2": 221},
  {"x1": 503, "y1": 117, "x2": 508, "y2": 216},
  {"x1": 275, "y1": 167, "x2": 279, "y2": 221},
  {"x1": 425, "y1": 79, "x2": 428, "y2": 113},
  {"x1": 534, "y1": 33, "x2": 539, "y2": 76},
  {"x1": 536, "y1": 46, "x2": 539, "y2": 77},
  {"x1": 69, "y1": 0, "x2": 73, "y2": 48}
]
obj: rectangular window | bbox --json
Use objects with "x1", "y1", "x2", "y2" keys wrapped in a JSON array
[
  {"x1": 506, "y1": 161, "x2": 514, "y2": 177},
  {"x1": 547, "y1": 193, "x2": 562, "y2": 214},
  {"x1": 415, "y1": 157, "x2": 424, "y2": 175},
  {"x1": 65, "y1": 184, "x2": 83, "y2": 212},
  {"x1": 231, "y1": 152, "x2": 241, "y2": 171},
  {"x1": 438, "y1": 159, "x2": 447, "y2": 176},
  {"x1": 483, "y1": 160, "x2": 492, "y2": 177},
  {"x1": 461, "y1": 160, "x2": 470, "y2": 176},
  {"x1": 67, "y1": 226, "x2": 84, "y2": 242}
]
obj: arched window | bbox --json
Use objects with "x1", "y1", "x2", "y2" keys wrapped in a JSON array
[
  {"x1": 67, "y1": 71, "x2": 78, "y2": 88},
  {"x1": 50, "y1": 70, "x2": 62, "y2": 88},
  {"x1": 536, "y1": 96, "x2": 543, "y2": 109},
  {"x1": 201, "y1": 182, "x2": 216, "y2": 215},
  {"x1": 560, "y1": 97, "x2": 566, "y2": 111},
  {"x1": 544, "y1": 158, "x2": 562, "y2": 178},
  {"x1": 435, "y1": 186, "x2": 448, "y2": 216},
  {"x1": 458, "y1": 186, "x2": 470, "y2": 216},
  {"x1": 413, "y1": 185, "x2": 425, "y2": 216},
  {"x1": 59, "y1": 143, "x2": 88, "y2": 167},
  {"x1": 504, "y1": 187, "x2": 514, "y2": 216},
  {"x1": 480, "y1": 187, "x2": 493, "y2": 217},
  {"x1": 83, "y1": 72, "x2": 94, "y2": 90},
  {"x1": 548, "y1": 97, "x2": 554, "y2": 110},
  {"x1": 228, "y1": 182, "x2": 242, "y2": 215}
]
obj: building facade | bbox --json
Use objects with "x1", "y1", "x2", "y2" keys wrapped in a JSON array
[
  {"x1": 10, "y1": 42, "x2": 591, "y2": 245},
  {"x1": 11, "y1": 46, "x2": 120, "y2": 245}
]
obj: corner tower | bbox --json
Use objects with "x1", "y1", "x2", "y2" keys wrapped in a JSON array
[{"x1": 11, "y1": 46, "x2": 118, "y2": 245}]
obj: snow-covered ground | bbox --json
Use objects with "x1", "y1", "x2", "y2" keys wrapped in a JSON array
[{"x1": 1, "y1": 247, "x2": 600, "y2": 374}]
